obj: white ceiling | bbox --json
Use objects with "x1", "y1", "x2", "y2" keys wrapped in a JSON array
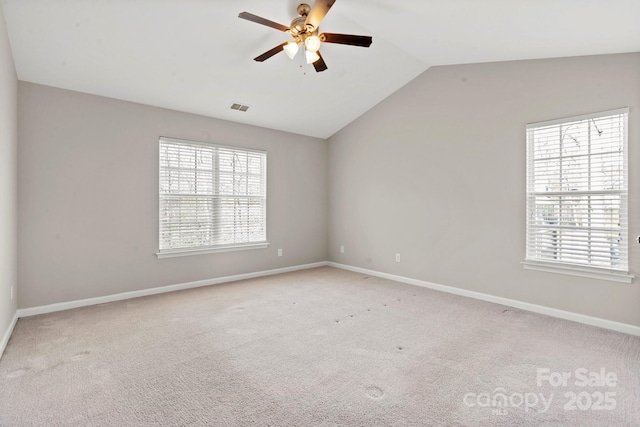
[{"x1": 3, "y1": 0, "x2": 640, "y2": 139}]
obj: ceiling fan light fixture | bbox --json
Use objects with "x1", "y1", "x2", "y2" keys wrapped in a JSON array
[
  {"x1": 305, "y1": 49, "x2": 320, "y2": 64},
  {"x1": 283, "y1": 41, "x2": 300, "y2": 59},
  {"x1": 304, "y1": 35, "x2": 321, "y2": 52},
  {"x1": 239, "y1": 1, "x2": 372, "y2": 73}
]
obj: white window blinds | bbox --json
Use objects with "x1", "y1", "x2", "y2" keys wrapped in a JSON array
[
  {"x1": 159, "y1": 137, "x2": 267, "y2": 254},
  {"x1": 525, "y1": 108, "x2": 629, "y2": 274}
]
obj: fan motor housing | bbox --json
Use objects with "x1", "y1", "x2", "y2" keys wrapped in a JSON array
[{"x1": 290, "y1": 16, "x2": 307, "y2": 35}]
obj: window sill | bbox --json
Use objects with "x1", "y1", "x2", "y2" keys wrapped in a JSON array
[
  {"x1": 156, "y1": 243, "x2": 270, "y2": 259},
  {"x1": 522, "y1": 260, "x2": 634, "y2": 284}
]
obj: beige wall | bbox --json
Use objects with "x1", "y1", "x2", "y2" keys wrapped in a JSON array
[
  {"x1": 328, "y1": 53, "x2": 640, "y2": 327},
  {"x1": 14, "y1": 52, "x2": 640, "y2": 328},
  {"x1": 18, "y1": 83, "x2": 328, "y2": 308},
  {"x1": 0, "y1": 4, "x2": 18, "y2": 343}
]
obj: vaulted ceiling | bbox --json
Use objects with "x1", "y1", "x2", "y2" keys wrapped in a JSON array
[{"x1": 3, "y1": 0, "x2": 640, "y2": 138}]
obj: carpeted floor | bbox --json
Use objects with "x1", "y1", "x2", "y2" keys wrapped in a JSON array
[{"x1": 1, "y1": 266, "x2": 639, "y2": 426}]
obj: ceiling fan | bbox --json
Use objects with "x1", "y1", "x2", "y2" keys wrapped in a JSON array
[{"x1": 238, "y1": 0, "x2": 373, "y2": 72}]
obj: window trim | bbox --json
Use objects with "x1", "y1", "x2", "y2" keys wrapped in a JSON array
[
  {"x1": 523, "y1": 108, "x2": 632, "y2": 282},
  {"x1": 156, "y1": 242, "x2": 270, "y2": 259},
  {"x1": 156, "y1": 136, "x2": 268, "y2": 258},
  {"x1": 522, "y1": 260, "x2": 634, "y2": 283}
]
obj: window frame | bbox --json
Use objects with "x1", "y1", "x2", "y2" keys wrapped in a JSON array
[
  {"x1": 156, "y1": 136, "x2": 268, "y2": 259},
  {"x1": 522, "y1": 108, "x2": 633, "y2": 283}
]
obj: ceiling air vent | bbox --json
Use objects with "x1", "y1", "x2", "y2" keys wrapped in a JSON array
[{"x1": 230, "y1": 103, "x2": 250, "y2": 112}]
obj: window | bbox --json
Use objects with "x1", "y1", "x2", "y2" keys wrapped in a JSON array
[
  {"x1": 158, "y1": 137, "x2": 267, "y2": 257},
  {"x1": 524, "y1": 108, "x2": 632, "y2": 282}
]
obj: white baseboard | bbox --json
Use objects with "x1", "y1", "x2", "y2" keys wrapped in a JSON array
[
  {"x1": 17, "y1": 261, "x2": 328, "y2": 318},
  {"x1": 328, "y1": 262, "x2": 640, "y2": 337},
  {"x1": 10, "y1": 259, "x2": 639, "y2": 345},
  {"x1": 1, "y1": 311, "x2": 19, "y2": 360}
]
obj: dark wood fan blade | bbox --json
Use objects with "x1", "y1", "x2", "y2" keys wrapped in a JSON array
[
  {"x1": 253, "y1": 42, "x2": 288, "y2": 62},
  {"x1": 320, "y1": 33, "x2": 373, "y2": 47},
  {"x1": 313, "y1": 52, "x2": 328, "y2": 72},
  {"x1": 238, "y1": 12, "x2": 290, "y2": 32},
  {"x1": 304, "y1": 0, "x2": 336, "y2": 30}
]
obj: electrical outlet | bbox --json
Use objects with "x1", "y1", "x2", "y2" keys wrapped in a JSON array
[
  {"x1": 340, "y1": 245, "x2": 344, "y2": 253},
  {"x1": 395, "y1": 253, "x2": 401, "y2": 262},
  {"x1": 278, "y1": 248, "x2": 283, "y2": 257}
]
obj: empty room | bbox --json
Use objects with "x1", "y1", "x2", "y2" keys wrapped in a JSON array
[{"x1": 1, "y1": 1, "x2": 639, "y2": 425}]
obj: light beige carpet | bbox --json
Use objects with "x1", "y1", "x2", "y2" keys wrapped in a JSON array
[{"x1": 1, "y1": 266, "x2": 639, "y2": 426}]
